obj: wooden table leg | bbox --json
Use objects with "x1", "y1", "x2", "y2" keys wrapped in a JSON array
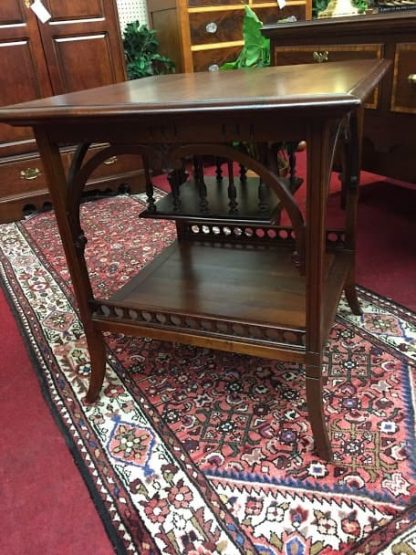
[
  {"x1": 306, "y1": 368, "x2": 332, "y2": 461},
  {"x1": 344, "y1": 109, "x2": 364, "y2": 316},
  {"x1": 304, "y1": 119, "x2": 337, "y2": 460},
  {"x1": 35, "y1": 129, "x2": 107, "y2": 402}
]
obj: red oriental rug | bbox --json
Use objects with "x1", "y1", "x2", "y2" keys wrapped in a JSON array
[{"x1": 1, "y1": 192, "x2": 416, "y2": 554}]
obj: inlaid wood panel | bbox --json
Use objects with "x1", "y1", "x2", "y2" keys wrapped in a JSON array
[
  {"x1": 273, "y1": 44, "x2": 383, "y2": 108},
  {"x1": 391, "y1": 43, "x2": 416, "y2": 114},
  {"x1": 263, "y1": 12, "x2": 416, "y2": 184}
]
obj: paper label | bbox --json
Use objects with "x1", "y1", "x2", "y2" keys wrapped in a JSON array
[
  {"x1": 277, "y1": 0, "x2": 287, "y2": 8},
  {"x1": 30, "y1": 0, "x2": 52, "y2": 24}
]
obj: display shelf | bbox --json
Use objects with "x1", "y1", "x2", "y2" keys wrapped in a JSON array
[
  {"x1": 91, "y1": 239, "x2": 351, "y2": 357},
  {"x1": 140, "y1": 175, "x2": 303, "y2": 225}
]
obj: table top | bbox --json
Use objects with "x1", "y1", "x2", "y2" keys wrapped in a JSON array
[{"x1": 0, "y1": 59, "x2": 390, "y2": 126}]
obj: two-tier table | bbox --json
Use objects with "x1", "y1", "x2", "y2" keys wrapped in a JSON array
[{"x1": 0, "y1": 59, "x2": 390, "y2": 460}]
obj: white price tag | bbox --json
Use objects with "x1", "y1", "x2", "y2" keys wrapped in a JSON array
[
  {"x1": 30, "y1": 0, "x2": 52, "y2": 24},
  {"x1": 277, "y1": 0, "x2": 287, "y2": 8}
]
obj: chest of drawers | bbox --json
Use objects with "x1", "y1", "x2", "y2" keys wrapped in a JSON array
[
  {"x1": 262, "y1": 12, "x2": 416, "y2": 183},
  {"x1": 147, "y1": 0, "x2": 312, "y2": 73}
]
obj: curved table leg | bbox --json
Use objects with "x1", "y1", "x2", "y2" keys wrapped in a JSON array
[
  {"x1": 306, "y1": 369, "x2": 332, "y2": 461},
  {"x1": 343, "y1": 110, "x2": 364, "y2": 316},
  {"x1": 345, "y1": 275, "x2": 363, "y2": 316},
  {"x1": 85, "y1": 328, "x2": 107, "y2": 403}
]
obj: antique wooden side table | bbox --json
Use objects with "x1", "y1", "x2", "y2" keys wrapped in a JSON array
[{"x1": 0, "y1": 59, "x2": 390, "y2": 460}]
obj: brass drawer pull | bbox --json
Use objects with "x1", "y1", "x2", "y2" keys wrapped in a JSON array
[
  {"x1": 408, "y1": 74, "x2": 416, "y2": 85},
  {"x1": 24, "y1": 0, "x2": 32, "y2": 7},
  {"x1": 104, "y1": 155, "x2": 118, "y2": 165},
  {"x1": 313, "y1": 51, "x2": 329, "y2": 63},
  {"x1": 20, "y1": 167, "x2": 41, "y2": 180}
]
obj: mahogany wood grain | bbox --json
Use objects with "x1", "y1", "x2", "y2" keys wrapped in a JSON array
[
  {"x1": 263, "y1": 11, "x2": 416, "y2": 183},
  {"x1": 0, "y1": 60, "x2": 390, "y2": 460},
  {"x1": 0, "y1": 1, "x2": 52, "y2": 158},
  {"x1": 0, "y1": 0, "x2": 144, "y2": 223},
  {"x1": 0, "y1": 60, "x2": 390, "y2": 121},
  {"x1": 38, "y1": 0, "x2": 127, "y2": 94},
  {"x1": 147, "y1": 0, "x2": 311, "y2": 73}
]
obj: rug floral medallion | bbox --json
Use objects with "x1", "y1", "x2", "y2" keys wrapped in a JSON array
[{"x1": 1, "y1": 194, "x2": 416, "y2": 555}]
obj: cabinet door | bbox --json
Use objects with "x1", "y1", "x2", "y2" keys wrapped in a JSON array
[
  {"x1": 391, "y1": 43, "x2": 416, "y2": 114},
  {"x1": 37, "y1": 0, "x2": 127, "y2": 94},
  {"x1": 0, "y1": 0, "x2": 52, "y2": 158}
]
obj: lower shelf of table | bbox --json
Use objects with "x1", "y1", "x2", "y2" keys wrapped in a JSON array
[{"x1": 92, "y1": 239, "x2": 352, "y2": 357}]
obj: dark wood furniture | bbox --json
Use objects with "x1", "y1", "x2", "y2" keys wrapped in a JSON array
[
  {"x1": 146, "y1": 0, "x2": 312, "y2": 73},
  {"x1": 262, "y1": 11, "x2": 416, "y2": 184},
  {"x1": 0, "y1": 59, "x2": 390, "y2": 460},
  {"x1": 0, "y1": 0, "x2": 144, "y2": 224}
]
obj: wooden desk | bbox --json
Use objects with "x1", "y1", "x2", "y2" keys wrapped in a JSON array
[
  {"x1": 263, "y1": 12, "x2": 416, "y2": 184},
  {"x1": 0, "y1": 59, "x2": 389, "y2": 460}
]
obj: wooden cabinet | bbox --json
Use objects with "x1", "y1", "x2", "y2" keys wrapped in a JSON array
[
  {"x1": 147, "y1": 0, "x2": 312, "y2": 74},
  {"x1": 262, "y1": 12, "x2": 416, "y2": 184},
  {"x1": 0, "y1": 0, "x2": 144, "y2": 223}
]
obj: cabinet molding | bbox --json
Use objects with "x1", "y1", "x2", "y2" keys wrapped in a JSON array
[{"x1": 0, "y1": 0, "x2": 144, "y2": 223}]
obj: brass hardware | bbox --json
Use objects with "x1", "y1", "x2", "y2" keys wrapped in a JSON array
[
  {"x1": 24, "y1": 0, "x2": 32, "y2": 8},
  {"x1": 313, "y1": 51, "x2": 329, "y2": 63},
  {"x1": 408, "y1": 74, "x2": 416, "y2": 85},
  {"x1": 20, "y1": 167, "x2": 41, "y2": 180},
  {"x1": 104, "y1": 156, "x2": 118, "y2": 165}
]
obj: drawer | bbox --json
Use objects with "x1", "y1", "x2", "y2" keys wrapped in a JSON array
[
  {"x1": 273, "y1": 43, "x2": 383, "y2": 108},
  {"x1": 391, "y1": 43, "x2": 416, "y2": 114},
  {"x1": 0, "y1": 154, "x2": 48, "y2": 199},
  {"x1": 189, "y1": 10, "x2": 244, "y2": 46},
  {"x1": 66, "y1": 145, "x2": 143, "y2": 182},
  {"x1": 192, "y1": 45, "x2": 243, "y2": 72},
  {"x1": 255, "y1": 5, "x2": 307, "y2": 24},
  {"x1": 189, "y1": 5, "x2": 307, "y2": 46}
]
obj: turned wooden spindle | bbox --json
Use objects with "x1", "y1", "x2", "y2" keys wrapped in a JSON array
[
  {"x1": 239, "y1": 164, "x2": 247, "y2": 183},
  {"x1": 215, "y1": 157, "x2": 223, "y2": 182},
  {"x1": 143, "y1": 155, "x2": 156, "y2": 213},
  {"x1": 167, "y1": 168, "x2": 182, "y2": 211},
  {"x1": 227, "y1": 160, "x2": 238, "y2": 214},
  {"x1": 194, "y1": 156, "x2": 209, "y2": 213},
  {"x1": 258, "y1": 179, "x2": 268, "y2": 212}
]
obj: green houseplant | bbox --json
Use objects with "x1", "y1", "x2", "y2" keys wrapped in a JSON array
[
  {"x1": 220, "y1": 5, "x2": 296, "y2": 178},
  {"x1": 220, "y1": 5, "x2": 270, "y2": 70},
  {"x1": 123, "y1": 21, "x2": 175, "y2": 79}
]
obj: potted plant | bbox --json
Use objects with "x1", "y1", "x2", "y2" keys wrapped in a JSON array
[{"x1": 123, "y1": 21, "x2": 175, "y2": 79}]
